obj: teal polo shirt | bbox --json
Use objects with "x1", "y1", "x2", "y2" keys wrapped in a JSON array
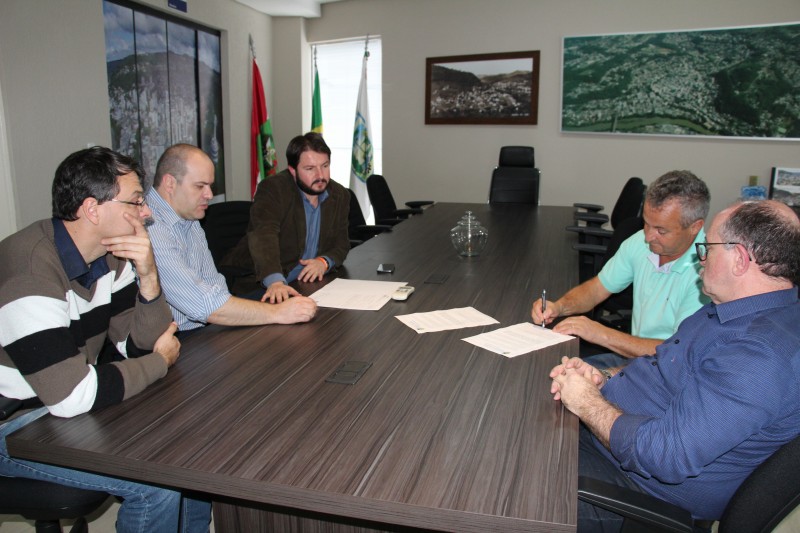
[{"x1": 598, "y1": 229, "x2": 710, "y2": 340}]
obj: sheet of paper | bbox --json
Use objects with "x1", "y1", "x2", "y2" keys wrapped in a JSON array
[
  {"x1": 395, "y1": 306, "x2": 499, "y2": 333},
  {"x1": 309, "y1": 278, "x2": 408, "y2": 310},
  {"x1": 462, "y1": 322, "x2": 574, "y2": 358}
]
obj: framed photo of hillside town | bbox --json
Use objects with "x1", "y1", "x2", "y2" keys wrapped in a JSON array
[
  {"x1": 561, "y1": 23, "x2": 800, "y2": 139},
  {"x1": 769, "y1": 168, "x2": 800, "y2": 208},
  {"x1": 425, "y1": 51, "x2": 540, "y2": 125}
]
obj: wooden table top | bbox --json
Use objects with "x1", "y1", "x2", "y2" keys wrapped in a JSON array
[{"x1": 9, "y1": 203, "x2": 580, "y2": 533}]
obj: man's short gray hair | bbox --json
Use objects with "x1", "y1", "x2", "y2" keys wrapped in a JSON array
[{"x1": 646, "y1": 170, "x2": 710, "y2": 227}]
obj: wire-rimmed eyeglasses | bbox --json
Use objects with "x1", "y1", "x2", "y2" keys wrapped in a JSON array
[
  {"x1": 695, "y1": 242, "x2": 740, "y2": 261},
  {"x1": 108, "y1": 197, "x2": 147, "y2": 209}
]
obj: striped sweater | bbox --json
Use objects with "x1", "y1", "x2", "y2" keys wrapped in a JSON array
[{"x1": 0, "y1": 220, "x2": 170, "y2": 417}]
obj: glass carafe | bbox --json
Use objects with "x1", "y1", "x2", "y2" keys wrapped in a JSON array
[{"x1": 449, "y1": 211, "x2": 488, "y2": 256}]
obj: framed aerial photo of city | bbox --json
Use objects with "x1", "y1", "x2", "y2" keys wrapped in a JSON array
[
  {"x1": 425, "y1": 50, "x2": 540, "y2": 125},
  {"x1": 769, "y1": 167, "x2": 800, "y2": 208},
  {"x1": 561, "y1": 23, "x2": 800, "y2": 139}
]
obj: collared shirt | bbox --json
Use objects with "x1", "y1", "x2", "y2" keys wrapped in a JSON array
[
  {"x1": 52, "y1": 218, "x2": 109, "y2": 289},
  {"x1": 146, "y1": 189, "x2": 231, "y2": 330},
  {"x1": 598, "y1": 287, "x2": 800, "y2": 519},
  {"x1": 262, "y1": 187, "x2": 331, "y2": 287},
  {"x1": 598, "y1": 229, "x2": 709, "y2": 340}
]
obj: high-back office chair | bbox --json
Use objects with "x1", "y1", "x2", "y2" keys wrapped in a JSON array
[
  {"x1": 488, "y1": 146, "x2": 540, "y2": 205},
  {"x1": 0, "y1": 396, "x2": 110, "y2": 533},
  {"x1": 567, "y1": 177, "x2": 645, "y2": 243},
  {"x1": 201, "y1": 200, "x2": 254, "y2": 289},
  {"x1": 366, "y1": 174, "x2": 434, "y2": 225},
  {"x1": 578, "y1": 431, "x2": 800, "y2": 533},
  {"x1": 348, "y1": 189, "x2": 392, "y2": 247}
]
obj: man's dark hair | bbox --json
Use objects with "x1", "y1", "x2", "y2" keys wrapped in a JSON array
[
  {"x1": 719, "y1": 201, "x2": 800, "y2": 285},
  {"x1": 52, "y1": 146, "x2": 144, "y2": 221},
  {"x1": 285, "y1": 132, "x2": 331, "y2": 169},
  {"x1": 646, "y1": 170, "x2": 710, "y2": 227},
  {"x1": 153, "y1": 143, "x2": 196, "y2": 188}
]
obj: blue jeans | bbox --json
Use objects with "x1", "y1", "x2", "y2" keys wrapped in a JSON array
[
  {"x1": 578, "y1": 424, "x2": 643, "y2": 533},
  {"x1": 1, "y1": 407, "x2": 211, "y2": 533}
]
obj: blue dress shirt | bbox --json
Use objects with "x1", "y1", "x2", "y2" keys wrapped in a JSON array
[{"x1": 597, "y1": 287, "x2": 800, "y2": 519}]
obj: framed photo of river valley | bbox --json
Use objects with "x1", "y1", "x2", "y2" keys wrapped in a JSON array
[
  {"x1": 561, "y1": 23, "x2": 800, "y2": 140},
  {"x1": 425, "y1": 50, "x2": 540, "y2": 125}
]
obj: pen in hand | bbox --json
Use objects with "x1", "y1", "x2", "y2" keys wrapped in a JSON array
[{"x1": 541, "y1": 289, "x2": 547, "y2": 328}]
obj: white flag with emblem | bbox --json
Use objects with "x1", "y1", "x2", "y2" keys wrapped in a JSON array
[{"x1": 350, "y1": 46, "x2": 373, "y2": 221}]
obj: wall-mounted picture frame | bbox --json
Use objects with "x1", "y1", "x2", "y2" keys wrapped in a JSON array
[
  {"x1": 561, "y1": 22, "x2": 800, "y2": 140},
  {"x1": 425, "y1": 50, "x2": 540, "y2": 125},
  {"x1": 769, "y1": 167, "x2": 800, "y2": 207}
]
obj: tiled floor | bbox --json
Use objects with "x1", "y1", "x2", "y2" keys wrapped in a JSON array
[{"x1": 0, "y1": 500, "x2": 216, "y2": 532}]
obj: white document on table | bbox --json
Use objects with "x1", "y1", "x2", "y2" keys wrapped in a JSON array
[
  {"x1": 309, "y1": 278, "x2": 409, "y2": 310},
  {"x1": 462, "y1": 322, "x2": 574, "y2": 358},
  {"x1": 395, "y1": 306, "x2": 499, "y2": 333}
]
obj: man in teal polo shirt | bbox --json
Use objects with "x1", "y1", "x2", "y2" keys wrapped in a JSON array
[{"x1": 532, "y1": 170, "x2": 710, "y2": 368}]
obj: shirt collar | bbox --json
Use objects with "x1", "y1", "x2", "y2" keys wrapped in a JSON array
[
  {"x1": 713, "y1": 287, "x2": 799, "y2": 323},
  {"x1": 52, "y1": 218, "x2": 109, "y2": 288},
  {"x1": 296, "y1": 185, "x2": 329, "y2": 208},
  {"x1": 646, "y1": 228, "x2": 706, "y2": 273},
  {"x1": 146, "y1": 188, "x2": 193, "y2": 230}
]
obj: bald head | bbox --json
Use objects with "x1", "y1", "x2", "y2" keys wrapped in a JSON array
[
  {"x1": 153, "y1": 144, "x2": 210, "y2": 189},
  {"x1": 717, "y1": 200, "x2": 800, "y2": 285}
]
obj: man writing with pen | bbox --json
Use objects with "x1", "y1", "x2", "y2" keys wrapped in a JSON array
[{"x1": 532, "y1": 171, "x2": 710, "y2": 368}]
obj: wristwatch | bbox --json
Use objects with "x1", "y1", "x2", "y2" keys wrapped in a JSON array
[{"x1": 600, "y1": 369, "x2": 613, "y2": 383}]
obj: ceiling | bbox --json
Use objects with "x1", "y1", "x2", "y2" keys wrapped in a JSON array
[{"x1": 233, "y1": 0, "x2": 345, "y2": 18}]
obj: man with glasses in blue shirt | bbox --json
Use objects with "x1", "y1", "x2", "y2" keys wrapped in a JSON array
[{"x1": 552, "y1": 200, "x2": 800, "y2": 531}]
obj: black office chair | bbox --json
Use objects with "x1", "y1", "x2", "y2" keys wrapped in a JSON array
[
  {"x1": 366, "y1": 174, "x2": 433, "y2": 225},
  {"x1": 0, "y1": 396, "x2": 110, "y2": 533},
  {"x1": 567, "y1": 177, "x2": 646, "y2": 244},
  {"x1": 200, "y1": 200, "x2": 254, "y2": 289},
  {"x1": 578, "y1": 431, "x2": 800, "y2": 533},
  {"x1": 488, "y1": 146, "x2": 540, "y2": 205},
  {"x1": 348, "y1": 189, "x2": 392, "y2": 247}
]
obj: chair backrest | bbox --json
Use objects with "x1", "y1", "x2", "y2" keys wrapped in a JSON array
[
  {"x1": 366, "y1": 175, "x2": 398, "y2": 221},
  {"x1": 489, "y1": 146, "x2": 539, "y2": 205},
  {"x1": 610, "y1": 177, "x2": 646, "y2": 228},
  {"x1": 201, "y1": 201, "x2": 252, "y2": 266},
  {"x1": 719, "y1": 433, "x2": 800, "y2": 533},
  {"x1": 348, "y1": 188, "x2": 367, "y2": 230}
]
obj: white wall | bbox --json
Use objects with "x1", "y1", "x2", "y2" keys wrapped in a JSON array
[
  {"x1": 278, "y1": 0, "x2": 800, "y2": 220},
  {"x1": 0, "y1": 0, "x2": 271, "y2": 228}
]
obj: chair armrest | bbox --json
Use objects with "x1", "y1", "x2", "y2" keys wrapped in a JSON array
[
  {"x1": 573, "y1": 202, "x2": 604, "y2": 213},
  {"x1": 565, "y1": 225, "x2": 613, "y2": 239},
  {"x1": 0, "y1": 396, "x2": 23, "y2": 420},
  {"x1": 392, "y1": 208, "x2": 423, "y2": 218},
  {"x1": 572, "y1": 243, "x2": 608, "y2": 256},
  {"x1": 405, "y1": 200, "x2": 434, "y2": 209},
  {"x1": 574, "y1": 212, "x2": 610, "y2": 225},
  {"x1": 377, "y1": 218, "x2": 404, "y2": 226},
  {"x1": 578, "y1": 476, "x2": 694, "y2": 533},
  {"x1": 354, "y1": 224, "x2": 393, "y2": 239}
]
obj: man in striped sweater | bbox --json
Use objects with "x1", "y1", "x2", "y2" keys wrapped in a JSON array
[{"x1": 0, "y1": 147, "x2": 210, "y2": 532}]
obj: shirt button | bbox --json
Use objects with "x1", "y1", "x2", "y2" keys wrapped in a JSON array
[
  {"x1": 674, "y1": 339, "x2": 680, "y2": 344},
  {"x1": 651, "y1": 361, "x2": 658, "y2": 366},
  {"x1": 618, "y1": 371, "x2": 625, "y2": 377}
]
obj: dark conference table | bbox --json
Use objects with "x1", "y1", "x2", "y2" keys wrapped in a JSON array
[{"x1": 9, "y1": 203, "x2": 580, "y2": 533}]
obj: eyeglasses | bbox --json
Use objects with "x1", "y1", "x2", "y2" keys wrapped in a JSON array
[
  {"x1": 695, "y1": 242, "x2": 740, "y2": 261},
  {"x1": 108, "y1": 197, "x2": 147, "y2": 209}
]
